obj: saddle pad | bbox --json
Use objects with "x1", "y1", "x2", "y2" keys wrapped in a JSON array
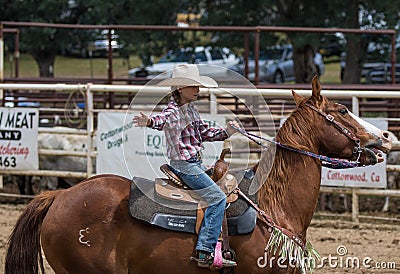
[
  {"x1": 129, "y1": 170, "x2": 258, "y2": 236},
  {"x1": 150, "y1": 207, "x2": 257, "y2": 234}
]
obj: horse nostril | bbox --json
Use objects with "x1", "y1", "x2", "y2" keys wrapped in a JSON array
[{"x1": 381, "y1": 131, "x2": 391, "y2": 141}]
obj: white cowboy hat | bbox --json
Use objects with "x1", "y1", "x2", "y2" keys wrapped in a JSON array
[{"x1": 157, "y1": 64, "x2": 218, "y2": 88}]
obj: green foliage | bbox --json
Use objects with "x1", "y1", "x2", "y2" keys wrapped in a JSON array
[
  {"x1": 116, "y1": 0, "x2": 200, "y2": 63},
  {"x1": 199, "y1": 0, "x2": 278, "y2": 50}
]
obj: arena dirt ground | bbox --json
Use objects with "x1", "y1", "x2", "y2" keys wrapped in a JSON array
[
  {"x1": 0, "y1": 202, "x2": 399, "y2": 273},
  {"x1": 1, "y1": 176, "x2": 399, "y2": 273}
]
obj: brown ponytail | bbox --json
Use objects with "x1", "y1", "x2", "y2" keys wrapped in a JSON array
[{"x1": 170, "y1": 86, "x2": 181, "y2": 105}]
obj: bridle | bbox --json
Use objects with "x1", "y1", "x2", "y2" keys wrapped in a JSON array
[
  {"x1": 232, "y1": 102, "x2": 364, "y2": 169},
  {"x1": 305, "y1": 103, "x2": 363, "y2": 163}
]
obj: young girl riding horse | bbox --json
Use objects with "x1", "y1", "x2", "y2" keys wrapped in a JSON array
[{"x1": 133, "y1": 64, "x2": 238, "y2": 268}]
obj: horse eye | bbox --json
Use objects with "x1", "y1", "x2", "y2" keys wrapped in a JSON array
[{"x1": 339, "y1": 108, "x2": 348, "y2": 115}]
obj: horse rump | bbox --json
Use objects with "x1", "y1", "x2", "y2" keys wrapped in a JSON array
[{"x1": 5, "y1": 190, "x2": 60, "y2": 274}]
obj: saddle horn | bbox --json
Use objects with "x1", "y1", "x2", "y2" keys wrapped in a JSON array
[{"x1": 211, "y1": 148, "x2": 231, "y2": 182}]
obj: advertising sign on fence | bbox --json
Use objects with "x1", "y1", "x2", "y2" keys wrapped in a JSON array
[
  {"x1": 321, "y1": 118, "x2": 388, "y2": 188},
  {"x1": 0, "y1": 108, "x2": 39, "y2": 170},
  {"x1": 97, "y1": 111, "x2": 226, "y2": 180}
]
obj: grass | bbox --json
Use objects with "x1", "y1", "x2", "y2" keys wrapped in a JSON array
[
  {"x1": 320, "y1": 60, "x2": 341, "y2": 84},
  {"x1": 3, "y1": 53, "x2": 342, "y2": 83},
  {"x1": 4, "y1": 53, "x2": 38, "y2": 77},
  {"x1": 3, "y1": 53, "x2": 142, "y2": 78}
]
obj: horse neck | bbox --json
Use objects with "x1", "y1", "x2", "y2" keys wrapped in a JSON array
[
  {"x1": 257, "y1": 149, "x2": 321, "y2": 236},
  {"x1": 256, "y1": 115, "x2": 322, "y2": 236}
]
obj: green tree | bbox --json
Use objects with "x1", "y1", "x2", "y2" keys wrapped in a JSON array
[
  {"x1": 117, "y1": 0, "x2": 180, "y2": 67},
  {"x1": 117, "y1": 0, "x2": 200, "y2": 67},
  {"x1": 340, "y1": 1, "x2": 400, "y2": 84},
  {"x1": 201, "y1": 0, "x2": 400, "y2": 84},
  {"x1": 2, "y1": 0, "x2": 117, "y2": 77},
  {"x1": 200, "y1": 1, "x2": 278, "y2": 53},
  {"x1": 2, "y1": 0, "x2": 71, "y2": 77},
  {"x1": 274, "y1": 0, "x2": 400, "y2": 84},
  {"x1": 270, "y1": 0, "x2": 327, "y2": 83},
  {"x1": 2, "y1": 0, "x2": 198, "y2": 75},
  {"x1": 201, "y1": 0, "x2": 327, "y2": 83}
]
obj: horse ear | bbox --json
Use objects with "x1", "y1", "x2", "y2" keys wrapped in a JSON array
[
  {"x1": 292, "y1": 90, "x2": 305, "y2": 106},
  {"x1": 311, "y1": 75, "x2": 323, "y2": 104}
]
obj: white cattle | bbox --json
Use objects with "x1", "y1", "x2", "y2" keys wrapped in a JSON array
[
  {"x1": 12, "y1": 130, "x2": 90, "y2": 194},
  {"x1": 224, "y1": 131, "x2": 272, "y2": 168},
  {"x1": 37, "y1": 131, "x2": 89, "y2": 190}
]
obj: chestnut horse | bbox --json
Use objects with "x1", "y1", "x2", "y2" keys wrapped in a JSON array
[{"x1": 5, "y1": 77, "x2": 391, "y2": 274}]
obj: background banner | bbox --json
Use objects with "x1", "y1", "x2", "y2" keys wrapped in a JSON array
[
  {"x1": 97, "y1": 111, "x2": 226, "y2": 180},
  {"x1": 0, "y1": 107, "x2": 38, "y2": 170}
]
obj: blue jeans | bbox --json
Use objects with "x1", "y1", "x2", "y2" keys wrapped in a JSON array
[{"x1": 170, "y1": 159, "x2": 226, "y2": 253}]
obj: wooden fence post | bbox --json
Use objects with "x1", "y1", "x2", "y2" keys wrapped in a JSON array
[{"x1": 352, "y1": 188, "x2": 359, "y2": 223}]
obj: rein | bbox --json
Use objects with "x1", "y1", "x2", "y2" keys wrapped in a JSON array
[{"x1": 231, "y1": 103, "x2": 362, "y2": 169}]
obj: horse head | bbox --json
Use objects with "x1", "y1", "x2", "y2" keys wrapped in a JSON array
[{"x1": 289, "y1": 76, "x2": 391, "y2": 166}]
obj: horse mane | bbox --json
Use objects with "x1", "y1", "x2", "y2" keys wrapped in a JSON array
[{"x1": 256, "y1": 103, "x2": 321, "y2": 210}]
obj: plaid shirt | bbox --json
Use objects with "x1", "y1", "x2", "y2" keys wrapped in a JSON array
[{"x1": 150, "y1": 98, "x2": 228, "y2": 161}]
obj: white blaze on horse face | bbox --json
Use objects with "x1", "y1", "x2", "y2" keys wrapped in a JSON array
[{"x1": 348, "y1": 111, "x2": 383, "y2": 138}]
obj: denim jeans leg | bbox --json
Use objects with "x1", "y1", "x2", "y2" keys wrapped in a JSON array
[
  {"x1": 169, "y1": 160, "x2": 226, "y2": 253},
  {"x1": 196, "y1": 198, "x2": 226, "y2": 253}
]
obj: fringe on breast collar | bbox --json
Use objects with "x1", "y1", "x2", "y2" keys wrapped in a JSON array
[{"x1": 234, "y1": 188, "x2": 320, "y2": 273}]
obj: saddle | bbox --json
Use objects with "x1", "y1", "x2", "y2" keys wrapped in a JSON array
[
  {"x1": 129, "y1": 149, "x2": 258, "y2": 270},
  {"x1": 129, "y1": 172, "x2": 258, "y2": 235},
  {"x1": 157, "y1": 148, "x2": 239, "y2": 204}
]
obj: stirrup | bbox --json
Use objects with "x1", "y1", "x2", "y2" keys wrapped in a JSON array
[
  {"x1": 190, "y1": 253, "x2": 237, "y2": 269},
  {"x1": 219, "y1": 257, "x2": 237, "y2": 268},
  {"x1": 190, "y1": 254, "x2": 214, "y2": 268}
]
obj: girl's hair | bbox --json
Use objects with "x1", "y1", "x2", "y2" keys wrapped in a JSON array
[{"x1": 170, "y1": 86, "x2": 181, "y2": 105}]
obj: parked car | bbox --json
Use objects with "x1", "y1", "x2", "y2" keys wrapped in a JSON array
[
  {"x1": 128, "y1": 46, "x2": 238, "y2": 82},
  {"x1": 230, "y1": 45, "x2": 325, "y2": 83},
  {"x1": 340, "y1": 35, "x2": 399, "y2": 82},
  {"x1": 64, "y1": 30, "x2": 122, "y2": 58},
  {"x1": 318, "y1": 33, "x2": 346, "y2": 58},
  {"x1": 365, "y1": 63, "x2": 400, "y2": 84},
  {"x1": 339, "y1": 51, "x2": 386, "y2": 81}
]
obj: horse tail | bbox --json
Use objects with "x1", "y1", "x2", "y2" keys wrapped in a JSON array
[{"x1": 5, "y1": 190, "x2": 61, "y2": 274}]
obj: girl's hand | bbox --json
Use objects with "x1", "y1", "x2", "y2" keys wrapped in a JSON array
[
  {"x1": 226, "y1": 120, "x2": 241, "y2": 136},
  {"x1": 133, "y1": 112, "x2": 151, "y2": 127}
]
